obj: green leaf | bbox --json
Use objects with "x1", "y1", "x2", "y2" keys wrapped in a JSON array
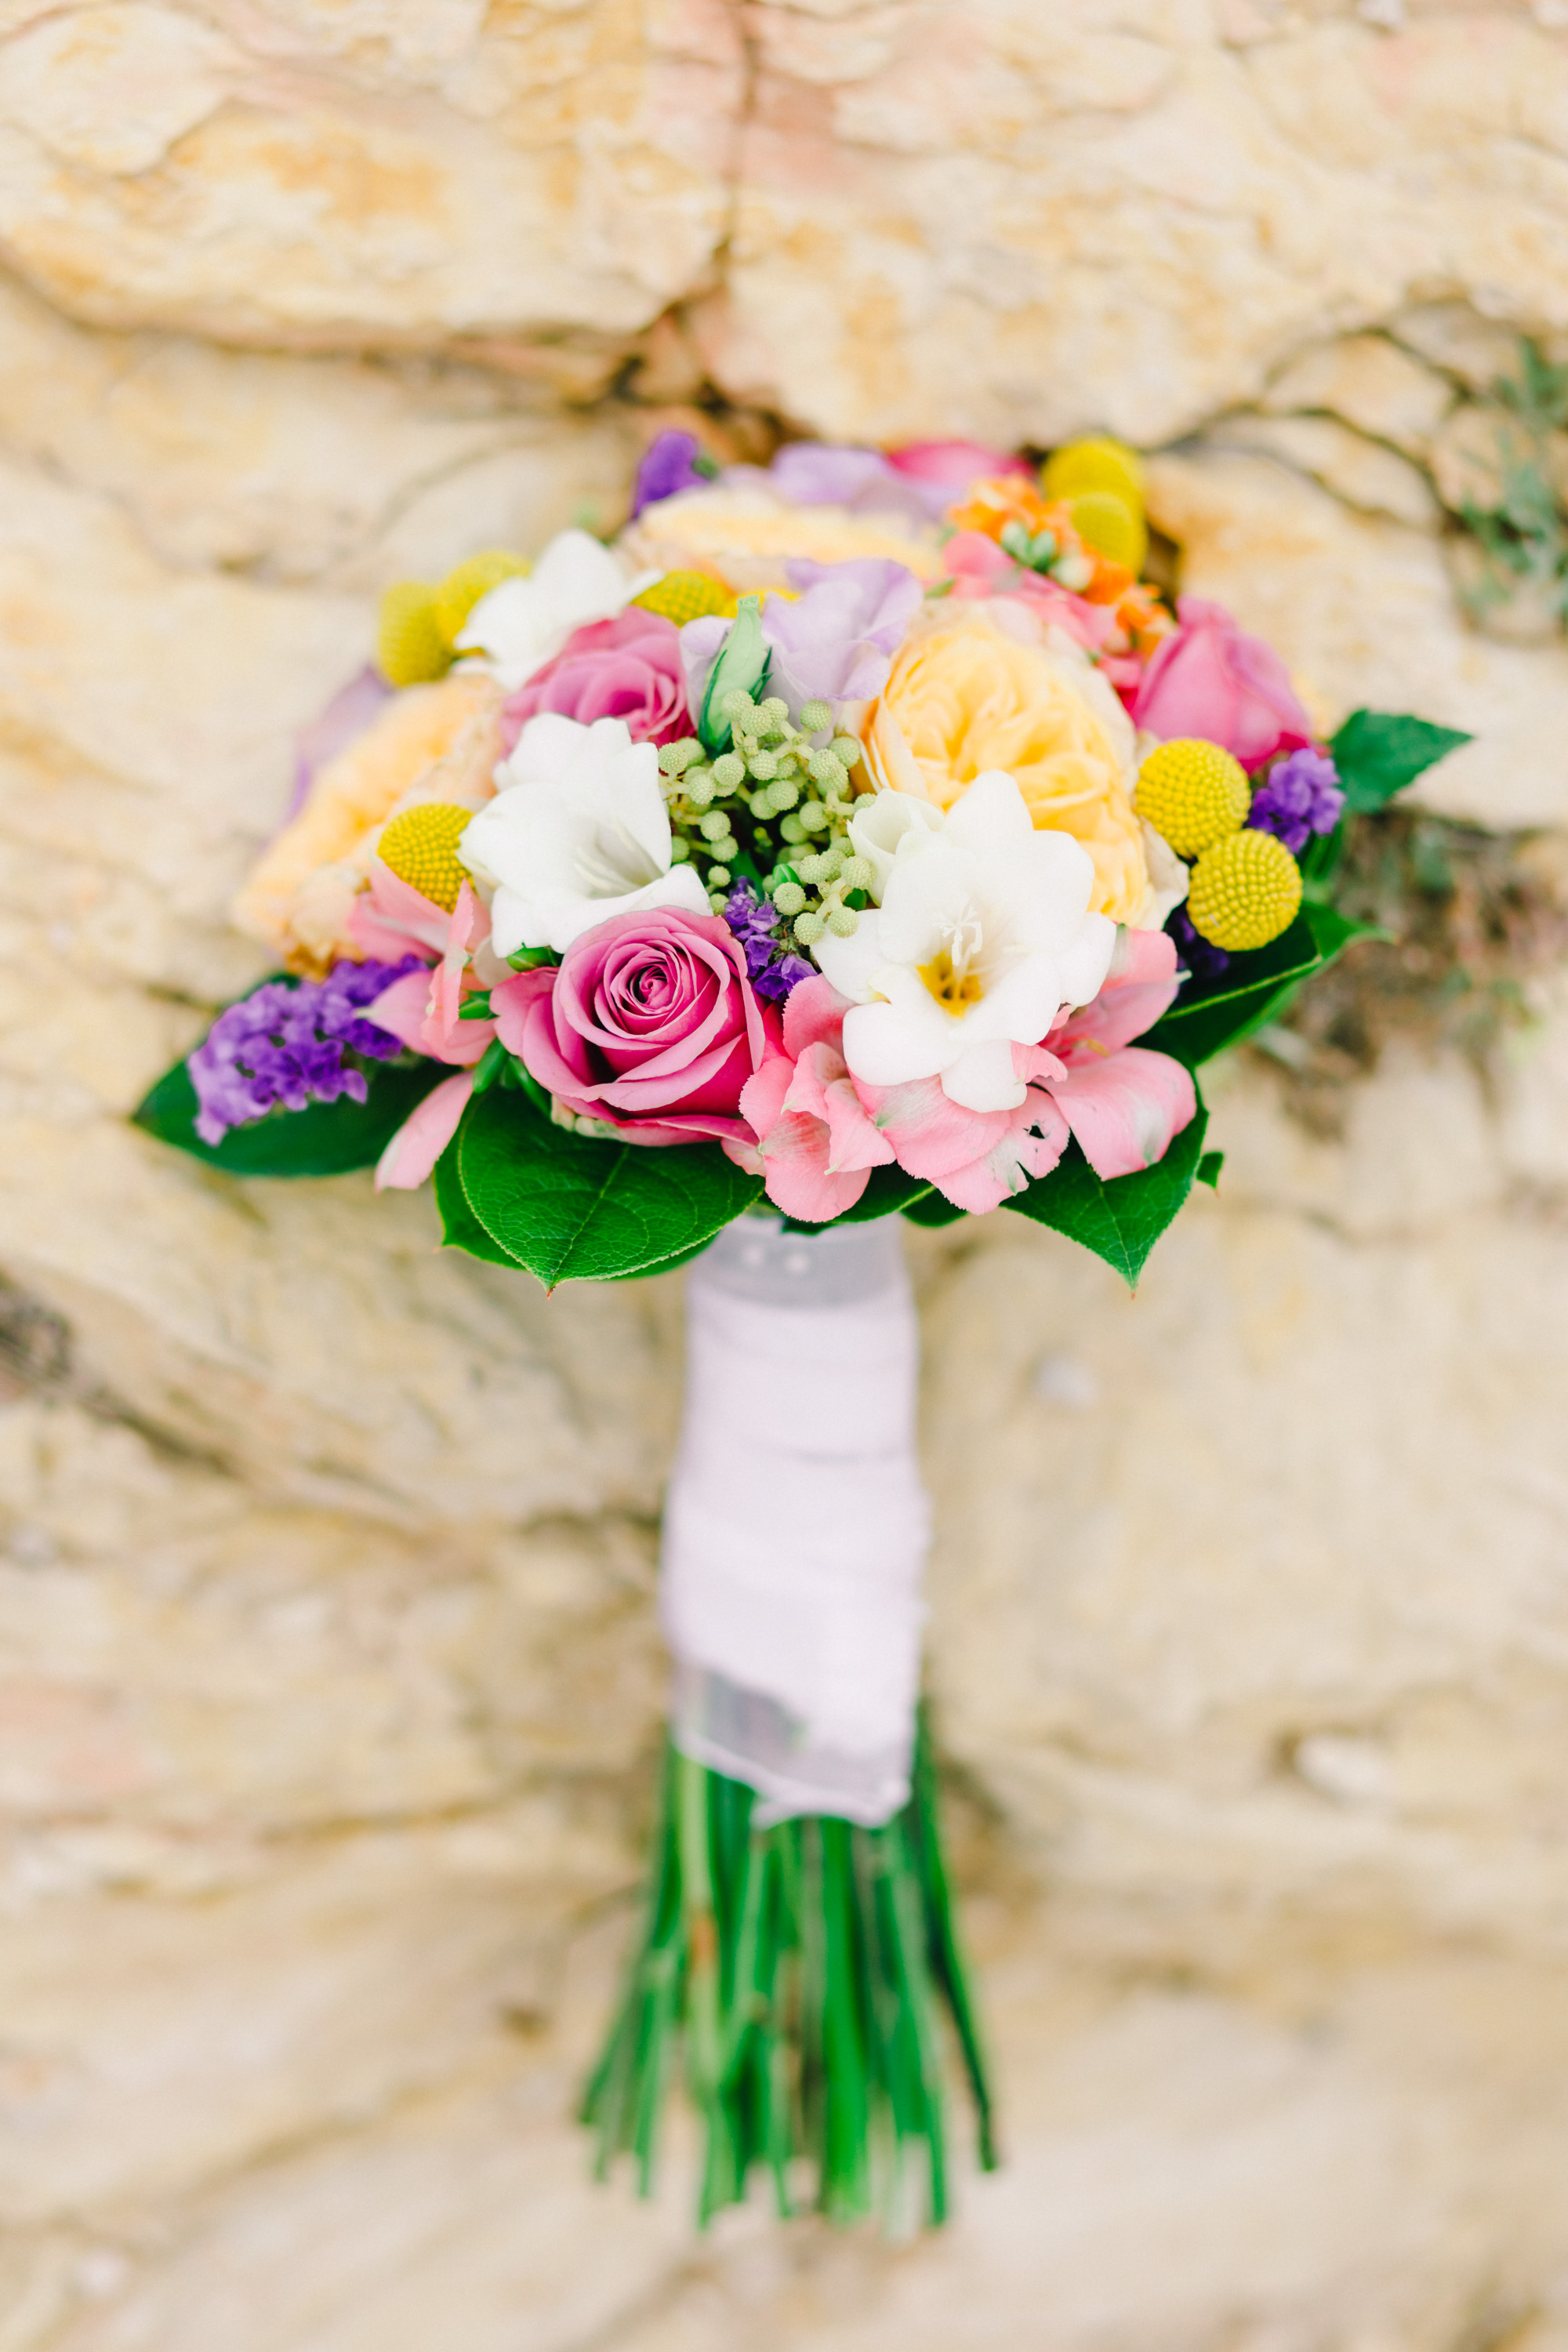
[
  {"x1": 1196, "y1": 1149, "x2": 1224, "y2": 1191},
  {"x1": 456, "y1": 1084, "x2": 760, "y2": 1285},
  {"x1": 434, "y1": 1122, "x2": 522, "y2": 1268},
  {"x1": 132, "y1": 1053, "x2": 448, "y2": 1179},
  {"x1": 1145, "y1": 913, "x2": 1323, "y2": 1069},
  {"x1": 698, "y1": 597, "x2": 771, "y2": 756},
  {"x1": 832, "y1": 1165, "x2": 935, "y2": 1225},
  {"x1": 1302, "y1": 899, "x2": 1387, "y2": 963},
  {"x1": 1328, "y1": 710, "x2": 1472, "y2": 813},
  {"x1": 902, "y1": 1188, "x2": 968, "y2": 1228},
  {"x1": 1004, "y1": 1102, "x2": 1209, "y2": 1287}
]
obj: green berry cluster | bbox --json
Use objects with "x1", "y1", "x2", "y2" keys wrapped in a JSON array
[
  {"x1": 998, "y1": 519, "x2": 1094, "y2": 593},
  {"x1": 656, "y1": 691, "x2": 873, "y2": 946}
]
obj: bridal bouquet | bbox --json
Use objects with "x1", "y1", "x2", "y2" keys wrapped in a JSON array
[{"x1": 139, "y1": 426, "x2": 1465, "y2": 2228}]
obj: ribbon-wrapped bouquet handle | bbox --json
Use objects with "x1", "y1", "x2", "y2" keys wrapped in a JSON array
[{"x1": 136, "y1": 426, "x2": 1468, "y2": 2230}]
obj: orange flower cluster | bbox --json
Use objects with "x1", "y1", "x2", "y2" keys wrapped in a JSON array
[{"x1": 946, "y1": 475, "x2": 1174, "y2": 660}]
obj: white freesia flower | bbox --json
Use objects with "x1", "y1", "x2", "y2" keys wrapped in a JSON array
[
  {"x1": 812, "y1": 773, "x2": 1116, "y2": 1114},
  {"x1": 845, "y1": 789, "x2": 944, "y2": 902},
  {"x1": 459, "y1": 713, "x2": 710, "y2": 956},
  {"x1": 455, "y1": 529, "x2": 656, "y2": 693}
]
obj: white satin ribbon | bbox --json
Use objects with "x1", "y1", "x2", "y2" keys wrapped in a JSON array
[{"x1": 659, "y1": 1216, "x2": 929, "y2": 1827}]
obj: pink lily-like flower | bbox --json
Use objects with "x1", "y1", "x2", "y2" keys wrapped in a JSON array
[
  {"x1": 375, "y1": 1071, "x2": 474, "y2": 1193},
  {"x1": 363, "y1": 881, "x2": 497, "y2": 1070},
  {"x1": 731, "y1": 977, "x2": 894, "y2": 1220}
]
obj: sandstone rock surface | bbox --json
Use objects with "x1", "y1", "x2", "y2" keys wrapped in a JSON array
[{"x1": 5, "y1": 4, "x2": 1568, "y2": 2349}]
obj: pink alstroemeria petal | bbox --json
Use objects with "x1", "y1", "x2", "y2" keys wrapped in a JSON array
[
  {"x1": 782, "y1": 1044, "x2": 894, "y2": 1175},
  {"x1": 1052, "y1": 927, "x2": 1181, "y2": 1062},
  {"x1": 934, "y1": 1091, "x2": 1069, "y2": 1213},
  {"x1": 374, "y1": 1071, "x2": 474, "y2": 1192},
  {"x1": 1048, "y1": 1047, "x2": 1196, "y2": 1179},
  {"x1": 363, "y1": 969, "x2": 433, "y2": 1052},
  {"x1": 757, "y1": 1112, "x2": 873, "y2": 1222},
  {"x1": 855, "y1": 1071, "x2": 1012, "y2": 1182}
]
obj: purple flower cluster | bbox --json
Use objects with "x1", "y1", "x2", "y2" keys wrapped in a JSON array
[
  {"x1": 188, "y1": 956, "x2": 422, "y2": 1145},
  {"x1": 1247, "y1": 747, "x2": 1344, "y2": 855},
  {"x1": 1166, "y1": 904, "x2": 1234, "y2": 983},
  {"x1": 723, "y1": 882, "x2": 815, "y2": 1004}
]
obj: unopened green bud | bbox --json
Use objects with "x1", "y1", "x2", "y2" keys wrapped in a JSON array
[
  {"x1": 830, "y1": 737, "x2": 862, "y2": 770},
  {"x1": 779, "y1": 812, "x2": 807, "y2": 844},
  {"x1": 748, "y1": 750, "x2": 779, "y2": 781},
  {"x1": 793, "y1": 854, "x2": 825, "y2": 885},
  {"x1": 711, "y1": 752, "x2": 745, "y2": 790},
  {"x1": 770, "y1": 778, "x2": 800, "y2": 811},
  {"x1": 710, "y1": 891, "x2": 729, "y2": 913},
  {"x1": 808, "y1": 750, "x2": 847, "y2": 790},
  {"x1": 798, "y1": 699, "x2": 832, "y2": 734},
  {"x1": 825, "y1": 906, "x2": 858, "y2": 936},
  {"x1": 793, "y1": 910, "x2": 827, "y2": 946},
  {"x1": 699, "y1": 811, "x2": 731, "y2": 841},
  {"x1": 773, "y1": 882, "x2": 807, "y2": 916},
  {"x1": 839, "y1": 855, "x2": 874, "y2": 889},
  {"x1": 687, "y1": 774, "x2": 716, "y2": 809},
  {"x1": 759, "y1": 696, "x2": 789, "y2": 725},
  {"x1": 707, "y1": 866, "x2": 731, "y2": 889},
  {"x1": 797, "y1": 800, "x2": 830, "y2": 836},
  {"x1": 670, "y1": 837, "x2": 691, "y2": 862},
  {"x1": 722, "y1": 689, "x2": 757, "y2": 723}
]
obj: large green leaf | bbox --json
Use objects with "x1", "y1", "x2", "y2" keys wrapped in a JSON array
[
  {"x1": 456, "y1": 1085, "x2": 760, "y2": 1285},
  {"x1": 1004, "y1": 1102, "x2": 1209, "y2": 1287},
  {"x1": 434, "y1": 1121, "x2": 523, "y2": 1267},
  {"x1": 699, "y1": 597, "x2": 771, "y2": 756},
  {"x1": 830, "y1": 1165, "x2": 935, "y2": 1225},
  {"x1": 1145, "y1": 915, "x2": 1323, "y2": 1069},
  {"x1": 1329, "y1": 710, "x2": 1472, "y2": 812},
  {"x1": 133, "y1": 1053, "x2": 447, "y2": 1178},
  {"x1": 902, "y1": 1187, "x2": 968, "y2": 1228}
]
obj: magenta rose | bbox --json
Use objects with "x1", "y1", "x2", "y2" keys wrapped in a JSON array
[
  {"x1": 499, "y1": 608, "x2": 687, "y2": 755},
  {"x1": 493, "y1": 909, "x2": 774, "y2": 1146},
  {"x1": 1131, "y1": 594, "x2": 1314, "y2": 771}
]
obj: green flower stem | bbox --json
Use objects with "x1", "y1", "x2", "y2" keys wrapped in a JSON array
[{"x1": 582, "y1": 1713, "x2": 996, "y2": 2231}]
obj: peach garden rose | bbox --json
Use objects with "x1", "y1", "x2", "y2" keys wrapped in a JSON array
[{"x1": 851, "y1": 602, "x2": 1185, "y2": 930}]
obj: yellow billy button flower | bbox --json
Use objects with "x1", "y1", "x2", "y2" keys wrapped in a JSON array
[
  {"x1": 631, "y1": 570, "x2": 739, "y2": 626},
  {"x1": 434, "y1": 550, "x2": 530, "y2": 644},
  {"x1": 1186, "y1": 827, "x2": 1303, "y2": 951},
  {"x1": 377, "y1": 581, "x2": 450, "y2": 688},
  {"x1": 1042, "y1": 436, "x2": 1145, "y2": 513},
  {"x1": 1065, "y1": 488, "x2": 1146, "y2": 574},
  {"x1": 377, "y1": 801, "x2": 474, "y2": 913},
  {"x1": 1136, "y1": 738, "x2": 1250, "y2": 859}
]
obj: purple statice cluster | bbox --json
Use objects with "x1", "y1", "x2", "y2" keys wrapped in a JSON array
[
  {"x1": 188, "y1": 956, "x2": 423, "y2": 1144},
  {"x1": 1166, "y1": 904, "x2": 1235, "y2": 983},
  {"x1": 723, "y1": 881, "x2": 815, "y2": 1005},
  {"x1": 1247, "y1": 747, "x2": 1344, "y2": 856}
]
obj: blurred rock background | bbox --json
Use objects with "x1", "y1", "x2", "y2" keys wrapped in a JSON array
[{"x1": 5, "y1": 3, "x2": 1568, "y2": 2347}]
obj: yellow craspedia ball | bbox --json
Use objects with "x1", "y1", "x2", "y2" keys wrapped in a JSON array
[
  {"x1": 1136, "y1": 738, "x2": 1250, "y2": 859},
  {"x1": 377, "y1": 801, "x2": 473, "y2": 913},
  {"x1": 435, "y1": 550, "x2": 530, "y2": 643},
  {"x1": 377, "y1": 582, "x2": 451, "y2": 688},
  {"x1": 1065, "y1": 488, "x2": 1147, "y2": 572},
  {"x1": 631, "y1": 570, "x2": 739, "y2": 627},
  {"x1": 1186, "y1": 827, "x2": 1303, "y2": 952},
  {"x1": 1042, "y1": 436, "x2": 1145, "y2": 513}
]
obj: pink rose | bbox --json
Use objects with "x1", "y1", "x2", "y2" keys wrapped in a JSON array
[
  {"x1": 886, "y1": 440, "x2": 1031, "y2": 488},
  {"x1": 1130, "y1": 595, "x2": 1314, "y2": 771},
  {"x1": 493, "y1": 908, "x2": 773, "y2": 1146},
  {"x1": 499, "y1": 608, "x2": 688, "y2": 754}
]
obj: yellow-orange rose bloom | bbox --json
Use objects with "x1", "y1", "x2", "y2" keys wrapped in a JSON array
[{"x1": 855, "y1": 604, "x2": 1178, "y2": 927}]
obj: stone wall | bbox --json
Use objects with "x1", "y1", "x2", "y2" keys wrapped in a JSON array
[{"x1": 5, "y1": 5, "x2": 1568, "y2": 2347}]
